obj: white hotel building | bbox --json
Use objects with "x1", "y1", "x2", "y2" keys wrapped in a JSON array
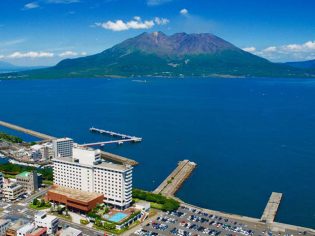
[{"x1": 52, "y1": 138, "x2": 133, "y2": 209}]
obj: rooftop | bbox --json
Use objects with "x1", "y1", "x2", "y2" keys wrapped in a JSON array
[
  {"x1": 16, "y1": 171, "x2": 31, "y2": 178},
  {"x1": 49, "y1": 185, "x2": 103, "y2": 202},
  {"x1": 61, "y1": 227, "x2": 82, "y2": 236},
  {"x1": 53, "y1": 155, "x2": 131, "y2": 171}
]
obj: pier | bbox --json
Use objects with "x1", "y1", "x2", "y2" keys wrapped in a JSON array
[
  {"x1": 0, "y1": 120, "x2": 55, "y2": 140},
  {"x1": 79, "y1": 138, "x2": 142, "y2": 147},
  {"x1": 101, "y1": 151, "x2": 138, "y2": 166},
  {"x1": 0, "y1": 120, "x2": 138, "y2": 166},
  {"x1": 90, "y1": 127, "x2": 142, "y2": 141},
  {"x1": 261, "y1": 192, "x2": 283, "y2": 223},
  {"x1": 153, "y1": 160, "x2": 196, "y2": 197}
]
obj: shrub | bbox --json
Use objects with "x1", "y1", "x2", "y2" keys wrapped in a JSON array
[
  {"x1": 80, "y1": 219, "x2": 89, "y2": 225},
  {"x1": 132, "y1": 189, "x2": 179, "y2": 211}
]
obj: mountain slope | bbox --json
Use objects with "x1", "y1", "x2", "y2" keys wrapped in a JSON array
[
  {"x1": 2, "y1": 32, "x2": 314, "y2": 79},
  {"x1": 285, "y1": 59, "x2": 315, "y2": 70}
]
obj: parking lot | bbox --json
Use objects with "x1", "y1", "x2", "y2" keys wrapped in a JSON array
[{"x1": 132, "y1": 205, "x2": 311, "y2": 236}]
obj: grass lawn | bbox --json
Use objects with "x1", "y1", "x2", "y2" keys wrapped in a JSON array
[
  {"x1": 43, "y1": 180, "x2": 53, "y2": 185},
  {"x1": 29, "y1": 203, "x2": 51, "y2": 210},
  {"x1": 51, "y1": 212, "x2": 72, "y2": 221}
]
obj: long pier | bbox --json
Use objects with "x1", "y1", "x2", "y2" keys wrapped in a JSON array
[
  {"x1": 79, "y1": 138, "x2": 142, "y2": 147},
  {"x1": 153, "y1": 160, "x2": 196, "y2": 196},
  {"x1": 261, "y1": 192, "x2": 283, "y2": 223},
  {"x1": 90, "y1": 127, "x2": 142, "y2": 141},
  {"x1": 0, "y1": 120, "x2": 138, "y2": 166},
  {"x1": 0, "y1": 120, "x2": 55, "y2": 140}
]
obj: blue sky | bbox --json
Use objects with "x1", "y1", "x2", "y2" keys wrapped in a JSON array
[{"x1": 0, "y1": 0, "x2": 315, "y2": 66}]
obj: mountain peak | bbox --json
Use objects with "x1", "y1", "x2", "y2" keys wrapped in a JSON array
[{"x1": 114, "y1": 32, "x2": 238, "y2": 57}]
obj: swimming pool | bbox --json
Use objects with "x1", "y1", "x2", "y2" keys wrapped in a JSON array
[{"x1": 108, "y1": 212, "x2": 128, "y2": 223}]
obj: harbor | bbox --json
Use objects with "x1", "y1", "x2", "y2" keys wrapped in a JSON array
[{"x1": 0, "y1": 120, "x2": 138, "y2": 166}]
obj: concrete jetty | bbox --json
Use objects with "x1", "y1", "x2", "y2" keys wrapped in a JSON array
[
  {"x1": 101, "y1": 150, "x2": 138, "y2": 166},
  {"x1": 153, "y1": 160, "x2": 196, "y2": 196},
  {"x1": 80, "y1": 138, "x2": 142, "y2": 147},
  {"x1": 0, "y1": 120, "x2": 55, "y2": 140},
  {"x1": 261, "y1": 192, "x2": 283, "y2": 223},
  {"x1": 90, "y1": 127, "x2": 142, "y2": 141}
]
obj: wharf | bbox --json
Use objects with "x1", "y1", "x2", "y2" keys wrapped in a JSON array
[
  {"x1": 0, "y1": 120, "x2": 55, "y2": 140},
  {"x1": 101, "y1": 150, "x2": 138, "y2": 166},
  {"x1": 90, "y1": 127, "x2": 142, "y2": 141},
  {"x1": 261, "y1": 192, "x2": 283, "y2": 223},
  {"x1": 153, "y1": 160, "x2": 196, "y2": 196}
]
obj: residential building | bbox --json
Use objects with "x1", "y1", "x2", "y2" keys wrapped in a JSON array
[
  {"x1": 52, "y1": 138, "x2": 73, "y2": 158},
  {"x1": 25, "y1": 228, "x2": 47, "y2": 236},
  {"x1": 3, "y1": 182, "x2": 25, "y2": 201},
  {"x1": 0, "y1": 219, "x2": 10, "y2": 236},
  {"x1": 16, "y1": 171, "x2": 39, "y2": 193},
  {"x1": 31, "y1": 143, "x2": 54, "y2": 161},
  {"x1": 47, "y1": 185, "x2": 104, "y2": 213},
  {"x1": 53, "y1": 146, "x2": 133, "y2": 209},
  {"x1": 16, "y1": 224, "x2": 35, "y2": 236},
  {"x1": 60, "y1": 227, "x2": 82, "y2": 236},
  {"x1": 34, "y1": 212, "x2": 58, "y2": 235}
]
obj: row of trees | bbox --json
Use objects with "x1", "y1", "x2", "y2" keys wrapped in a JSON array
[
  {"x1": 0, "y1": 132, "x2": 23, "y2": 143},
  {"x1": 32, "y1": 198, "x2": 51, "y2": 209},
  {"x1": 132, "y1": 189, "x2": 180, "y2": 211},
  {"x1": 95, "y1": 219, "x2": 116, "y2": 230},
  {"x1": 0, "y1": 163, "x2": 53, "y2": 181}
]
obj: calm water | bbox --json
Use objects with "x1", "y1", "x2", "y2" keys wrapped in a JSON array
[{"x1": 0, "y1": 78, "x2": 314, "y2": 228}]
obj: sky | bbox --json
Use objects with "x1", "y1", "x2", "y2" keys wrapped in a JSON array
[{"x1": 0, "y1": 0, "x2": 315, "y2": 66}]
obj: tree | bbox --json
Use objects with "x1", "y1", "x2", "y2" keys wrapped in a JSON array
[{"x1": 33, "y1": 198, "x2": 39, "y2": 206}]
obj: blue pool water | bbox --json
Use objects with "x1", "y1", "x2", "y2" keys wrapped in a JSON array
[
  {"x1": 109, "y1": 212, "x2": 128, "y2": 223},
  {"x1": 0, "y1": 77, "x2": 314, "y2": 228}
]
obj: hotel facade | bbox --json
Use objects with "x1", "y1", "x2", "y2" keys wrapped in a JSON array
[{"x1": 52, "y1": 138, "x2": 133, "y2": 209}]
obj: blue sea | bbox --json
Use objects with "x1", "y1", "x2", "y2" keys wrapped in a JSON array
[{"x1": 0, "y1": 77, "x2": 314, "y2": 228}]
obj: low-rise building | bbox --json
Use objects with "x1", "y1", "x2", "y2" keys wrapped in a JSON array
[
  {"x1": 25, "y1": 227, "x2": 47, "y2": 236},
  {"x1": 60, "y1": 227, "x2": 82, "y2": 236},
  {"x1": 34, "y1": 212, "x2": 58, "y2": 235},
  {"x1": 46, "y1": 185, "x2": 104, "y2": 213},
  {"x1": 16, "y1": 171, "x2": 39, "y2": 193},
  {"x1": 16, "y1": 224, "x2": 35, "y2": 236},
  {"x1": 0, "y1": 219, "x2": 10, "y2": 236},
  {"x1": 3, "y1": 182, "x2": 25, "y2": 201}
]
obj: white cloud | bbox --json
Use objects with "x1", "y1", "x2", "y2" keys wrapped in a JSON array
[
  {"x1": 24, "y1": 2, "x2": 40, "y2": 9},
  {"x1": 154, "y1": 17, "x2": 169, "y2": 25},
  {"x1": 0, "y1": 38, "x2": 26, "y2": 47},
  {"x1": 96, "y1": 16, "x2": 157, "y2": 31},
  {"x1": 8, "y1": 51, "x2": 54, "y2": 59},
  {"x1": 59, "y1": 51, "x2": 87, "y2": 57},
  {"x1": 147, "y1": 0, "x2": 172, "y2": 6},
  {"x1": 0, "y1": 55, "x2": 4, "y2": 59},
  {"x1": 46, "y1": 0, "x2": 80, "y2": 4},
  {"x1": 244, "y1": 40, "x2": 315, "y2": 62},
  {"x1": 263, "y1": 46, "x2": 277, "y2": 52},
  {"x1": 180, "y1": 8, "x2": 189, "y2": 15},
  {"x1": 242, "y1": 47, "x2": 256, "y2": 53}
]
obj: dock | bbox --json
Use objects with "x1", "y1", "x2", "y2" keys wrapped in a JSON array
[
  {"x1": 0, "y1": 120, "x2": 55, "y2": 140},
  {"x1": 0, "y1": 120, "x2": 138, "y2": 166},
  {"x1": 90, "y1": 127, "x2": 142, "y2": 141},
  {"x1": 153, "y1": 160, "x2": 196, "y2": 196},
  {"x1": 79, "y1": 138, "x2": 142, "y2": 147},
  {"x1": 261, "y1": 192, "x2": 283, "y2": 223},
  {"x1": 101, "y1": 150, "x2": 138, "y2": 166}
]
